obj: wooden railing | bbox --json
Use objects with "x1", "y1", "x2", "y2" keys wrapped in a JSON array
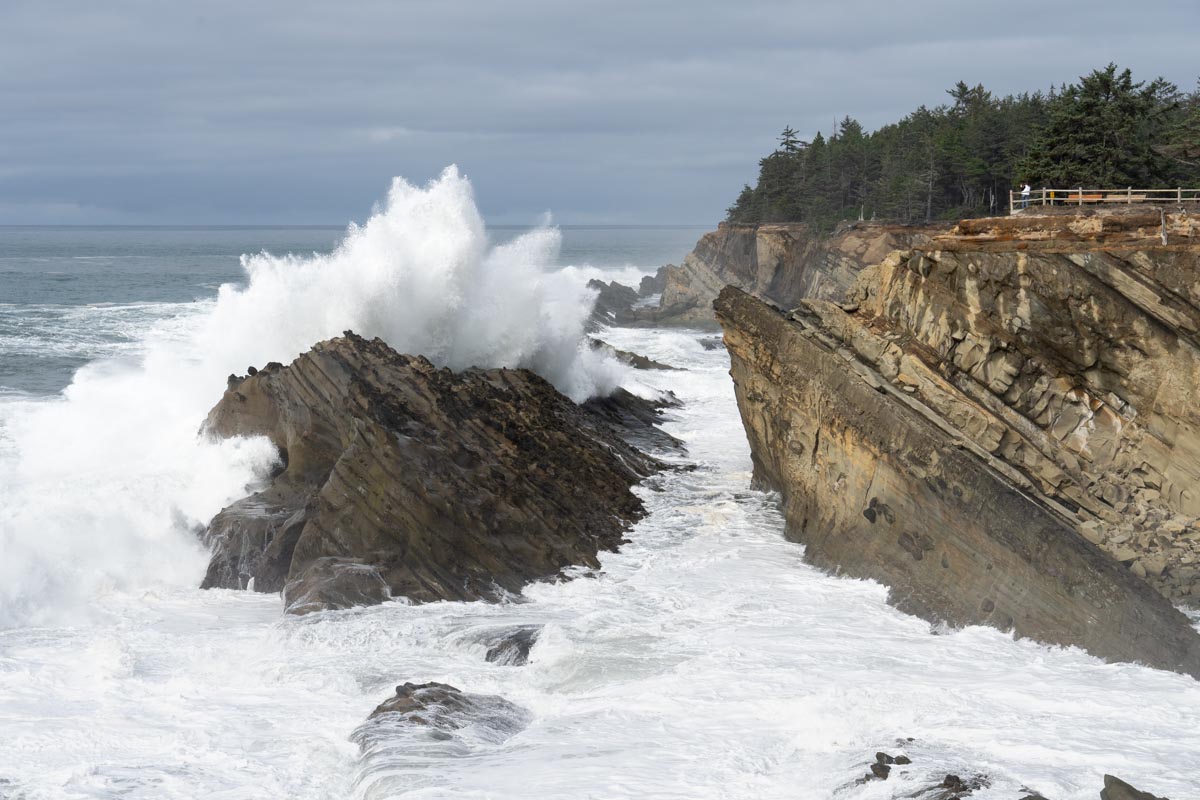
[{"x1": 1009, "y1": 187, "x2": 1200, "y2": 214}]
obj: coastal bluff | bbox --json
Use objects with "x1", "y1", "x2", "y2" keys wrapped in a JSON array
[
  {"x1": 198, "y1": 332, "x2": 661, "y2": 612},
  {"x1": 713, "y1": 208, "x2": 1200, "y2": 677},
  {"x1": 637, "y1": 221, "x2": 943, "y2": 326}
]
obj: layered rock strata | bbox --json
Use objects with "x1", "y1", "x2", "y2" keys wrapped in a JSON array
[
  {"x1": 716, "y1": 284, "x2": 1200, "y2": 677},
  {"x1": 644, "y1": 221, "x2": 942, "y2": 326},
  {"x1": 199, "y1": 332, "x2": 660, "y2": 610},
  {"x1": 841, "y1": 215, "x2": 1200, "y2": 603}
]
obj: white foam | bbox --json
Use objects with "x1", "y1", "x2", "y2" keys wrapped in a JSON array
[
  {"x1": 0, "y1": 168, "x2": 623, "y2": 629},
  {"x1": 0, "y1": 334, "x2": 1195, "y2": 799},
  {"x1": 199, "y1": 167, "x2": 625, "y2": 402}
]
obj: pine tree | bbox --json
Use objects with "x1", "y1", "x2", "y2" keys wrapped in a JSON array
[{"x1": 1019, "y1": 64, "x2": 1178, "y2": 187}]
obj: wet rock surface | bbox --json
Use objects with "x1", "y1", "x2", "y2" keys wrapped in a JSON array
[
  {"x1": 587, "y1": 278, "x2": 641, "y2": 328},
  {"x1": 581, "y1": 387, "x2": 685, "y2": 454},
  {"x1": 353, "y1": 682, "x2": 531, "y2": 795},
  {"x1": 199, "y1": 332, "x2": 663, "y2": 610},
  {"x1": 852, "y1": 748, "x2": 989, "y2": 799},
  {"x1": 588, "y1": 337, "x2": 681, "y2": 371},
  {"x1": 281, "y1": 557, "x2": 391, "y2": 615},
  {"x1": 1100, "y1": 775, "x2": 1171, "y2": 800},
  {"x1": 905, "y1": 774, "x2": 989, "y2": 799},
  {"x1": 479, "y1": 624, "x2": 541, "y2": 666},
  {"x1": 366, "y1": 681, "x2": 527, "y2": 729}
]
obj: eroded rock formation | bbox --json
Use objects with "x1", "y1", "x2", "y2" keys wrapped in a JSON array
[
  {"x1": 643, "y1": 221, "x2": 942, "y2": 326},
  {"x1": 199, "y1": 332, "x2": 661, "y2": 610},
  {"x1": 714, "y1": 208, "x2": 1200, "y2": 677}
]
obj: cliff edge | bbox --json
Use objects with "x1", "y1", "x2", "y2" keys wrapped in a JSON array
[
  {"x1": 715, "y1": 208, "x2": 1200, "y2": 677},
  {"x1": 641, "y1": 221, "x2": 942, "y2": 326}
]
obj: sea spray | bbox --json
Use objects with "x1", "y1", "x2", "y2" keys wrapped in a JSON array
[
  {"x1": 199, "y1": 167, "x2": 625, "y2": 402},
  {"x1": 0, "y1": 167, "x2": 624, "y2": 627}
]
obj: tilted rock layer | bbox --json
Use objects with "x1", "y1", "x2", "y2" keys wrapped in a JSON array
[
  {"x1": 715, "y1": 208, "x2": 1200, "y2": 676},
  {"x1": 199, "y1": 332, "x2": 659, "y2": 609},
  {"x1": 646, "y1": 221, "x2": 942, "y2": 326}
]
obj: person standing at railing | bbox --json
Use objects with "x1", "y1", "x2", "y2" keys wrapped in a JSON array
[{"x1": 1021, "y1": 183, "x2": 1031, "y2": 209}]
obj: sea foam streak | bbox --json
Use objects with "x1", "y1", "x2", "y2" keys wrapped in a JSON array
[{"x1": 0, "y1": 167, "x2": 622, "y2": 628}]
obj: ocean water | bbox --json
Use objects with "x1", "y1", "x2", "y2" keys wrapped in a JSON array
[{"x1": 0, "y1": 173, "x2": 1196, "y2": 800}]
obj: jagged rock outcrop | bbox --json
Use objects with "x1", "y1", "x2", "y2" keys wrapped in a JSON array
[
  {"x1": 587, "y1": 337, "x2": 680, "y2": 371},
  {"x1": 644, "y1": 221, "x2": 942, "y2": 326},
  {"x1": 199, "y1": 332, "x2": 661, "y2": 610},
  {"x1": 1101, "y1": 775, "x2": 1170, "y2": 800},
  {"x1": 587, "y1": 278, "x2": 641, "y2": 328},
  {"x1": 716, "y1": 275, "x2": 1200, "y2": 676},
  {"x1": 638, "y1": 266, "x2": 669, "y2": 298}
]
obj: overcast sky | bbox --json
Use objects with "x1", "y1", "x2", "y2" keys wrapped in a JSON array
[{"x1": 2, "y1": 0, "x2": 1197, "y2": 225}]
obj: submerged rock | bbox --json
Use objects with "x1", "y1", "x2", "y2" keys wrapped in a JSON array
[
  {"x1": 199, "y1": 332, "x2": 662, "y2": 610},
  {"x1": 906, "y1": 773, "x2": 989, "y2": 799},
  {"x1": 353, "y1": 681, "x2": 531, "y2": 795},
  {"x1": 365, "y1": 681, "x2": 527, "y2": 729},
  {"x1": 479, "y1": 625, "x2": 541, "y2": 666},
  {"x1": 587, "y1": 337, "x2": 681, "y2": 371},
  {"x1": 851, "y1": 747, "x2": 990, "y2": 799}
]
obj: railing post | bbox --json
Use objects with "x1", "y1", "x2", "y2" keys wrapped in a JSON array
[
  {"x1": 1128, "y1": 186, "x2": 1132, "y2": 204},
  {"x1": 1009, "y1": 190, "x2": 1014, "y2": 216},
  {"x1": 1179, "y1": 187, "x2": 1183, "y2": 203},
  {"x1": 1079, "y1": 187, "x2": 1083, "y2": 207},
  {"x1": 1041, "y1": 187, "x2": 1047, "y2": 206}
]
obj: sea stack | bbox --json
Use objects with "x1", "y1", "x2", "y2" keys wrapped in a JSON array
[{"x1": 198, "y1": 332, "x2": 662, "y2": 611}]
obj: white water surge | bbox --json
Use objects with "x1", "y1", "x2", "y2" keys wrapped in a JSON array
[
  {"x1": 0, "y1": 178, "x2": 1197, "y2": 799},
  {"x1": 0, "y1": 168, "x2": 623, "y2": 630}
]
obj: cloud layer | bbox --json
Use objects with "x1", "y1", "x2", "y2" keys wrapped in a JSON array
[{"x1": 2, "y1": 0, "x2": 1197, "y2": 224}]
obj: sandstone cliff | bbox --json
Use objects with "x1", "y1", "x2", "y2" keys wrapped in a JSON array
[
  {"x1": 715, "y1": 208, "x2": 1200, "y2": 677},
  {"x1": 643, "y1": 221, "x2": 941, "y2": 326},
  {"x1": 199, "y1": 333, "x2": 661, "y2": 611}
]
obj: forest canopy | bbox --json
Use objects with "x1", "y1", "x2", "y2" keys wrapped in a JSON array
[{"x1": 726, "y1": 65, "x2": 1200, "y2": 230}]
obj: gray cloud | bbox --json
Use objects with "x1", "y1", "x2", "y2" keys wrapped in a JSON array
[{"x1": 1, "y1": 0, "x2": 1196, "y2": 224}]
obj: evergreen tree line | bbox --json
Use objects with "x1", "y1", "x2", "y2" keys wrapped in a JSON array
[{"x1": 726, "y1": 65, "x2": 1200, "y2": 229}]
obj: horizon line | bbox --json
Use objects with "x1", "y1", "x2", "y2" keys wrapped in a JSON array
[{"x1": 0, "y1": 222, "x2": 716, "y2": 231}]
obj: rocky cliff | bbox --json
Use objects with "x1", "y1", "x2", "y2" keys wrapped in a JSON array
[
  {"x1": 643, "y1": 221, "x2": 941, "y2": 326},
  {"x1": 199, "y1": 332, "x2": 661, "y2": 611},
  {"x1": 715, "y1": 208, "x2": 1200, "y2": 677}
]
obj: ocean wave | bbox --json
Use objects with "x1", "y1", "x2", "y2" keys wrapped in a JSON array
[{"x1": 0, "y1": 168, "x2": 623, "y2": 629}]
